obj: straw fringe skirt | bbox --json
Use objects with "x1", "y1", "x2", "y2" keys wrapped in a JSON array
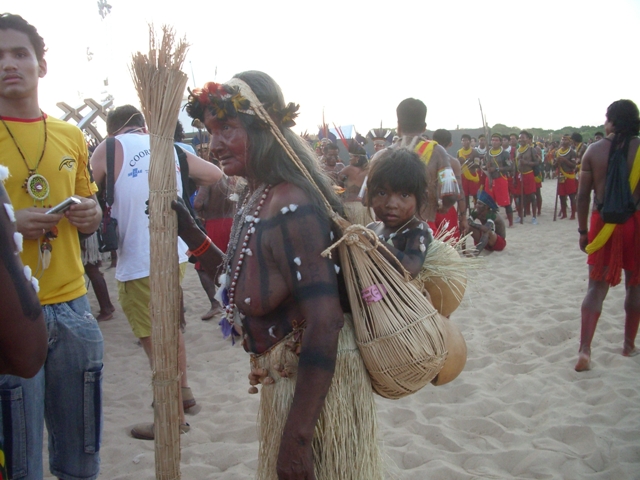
[
  {"x1": 81, "y1": 231, "x2": 102, "y2": 265},
  {"x1": 251, "y1": 314, "x2": 383, "y2": 480},
  {"x1": 343, "y1": 201, "x2": 373, "y2": 226}
]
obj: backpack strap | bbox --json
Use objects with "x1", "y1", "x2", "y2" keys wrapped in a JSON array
[{"x1": 106, "y1": 137, "x2": 115, "y2": 207}]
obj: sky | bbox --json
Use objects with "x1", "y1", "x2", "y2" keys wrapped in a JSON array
[{"x1": 4, "y1": 0, "x2": 640, "y2": 136}]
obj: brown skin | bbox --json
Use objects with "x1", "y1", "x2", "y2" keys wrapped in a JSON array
[
  {"x1": 193, "y1": 174, "x2": 236, "y2": 317},
  {"x1": 180, "y1": 112, "x2": 344, "y2": 479},
  {"x1": 464, "y1": 202, "x2": 506, "y2": 253},
  {"x1": 575, "y1": 128, "x2": 640, "y2": 371},
  {"x1": 338, "y1": 156, "x2": 369, "y2": 201},
  {"x1": 555, "y1": 138, "x2": 578, "y2": 219},
  {"x1": 516, "y1": 135, "x2": 541, "y2": 219},
  {"x1": 444, "y1": 153, "x2": 468, "y2": 232},
  {"x1": 0, "y1": 182, "x2": 48, "y2": 378}
]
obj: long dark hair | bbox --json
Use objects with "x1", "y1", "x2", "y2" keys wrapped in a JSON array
[
  {"x1": 187, "y1": 71, "x2": 343, "y2": 216},
  {"x1": 606, "y1": 99, "x2": 640, "y2": 161}
]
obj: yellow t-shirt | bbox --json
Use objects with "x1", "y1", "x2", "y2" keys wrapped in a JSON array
[{"x1": 0, "y1": 115, "x2": 98, "y2": 305}]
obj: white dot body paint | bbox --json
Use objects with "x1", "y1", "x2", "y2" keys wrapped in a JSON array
[
  {"x1": 31, "y1": 276, "x2": 39, "y2": 292},
  {"x1": 293, "y1": 257, "x2": 301, "y2": 266},
  {"x1": 4, "y1": 203, "x2": 15, "y2": 222},
  {"x1": 420, "y1": 244, "x2": 426, "y2": 252},
  {"x1": 23, "y1": 265, "x2": 32, "y2": 281},
  {"x1": 281, "y1": 206, "x2": 290, "y2": 214},
  {"x1": 418, "y1": 223, "x2": 424, "y2": 230},
  {"x1": 245, "y1": 298, "x2": 251, "y2": 305},
  {"x1": 402, "y1": 228, "x2": 409, "y2": 234},
  {"x1": 14, "y1": 232, "x2": 23, "y2": 252},
  {"x1": 289, "y1": 204, "x2": 298, "y2": 212},
  {"x1": 0, "y1": 165, "x2": 9, "y2": 182},
  {"x1": 334, "y1": 264, "x2": 340, "y2": 274},
  {"x1": 296, "y1": 271, "x2": 302, "y2": 281},
  {"x1": 420, "y1": 236, "x2": 425, "y2": 244},
  {"x1": 330, "y1": 231, "x2": 335, "y2": 241},
  {"x1": 268, "y1": 325, "x2": 276, "y2": 338}
]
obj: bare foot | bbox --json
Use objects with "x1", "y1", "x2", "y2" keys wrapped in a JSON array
[
  {"x1": 97, "y1": 307, "x2": 115, "y2": 321},
  {"x1": 575, "y1": 352, "x2": 591, "y2": 371},
  {"x1": 201, "y1": 304, "x2": 222, "y2": 321},
  {"x1": 622, "y1": 345, "x2": 639, "y2": 357}
]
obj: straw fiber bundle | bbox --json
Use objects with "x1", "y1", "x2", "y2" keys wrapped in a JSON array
[
  {"x1": 131, "y1": 25, "x2": 189, "y2": 480},
  {"x1": 252, "y1": 316, "x2": 382, "y2": 480},
  {"x1": 324, "y1": 225, "x2": 447, "y2": 399}
]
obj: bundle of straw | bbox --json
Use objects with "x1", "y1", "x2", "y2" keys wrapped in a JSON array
[
  {"x1": 130, "y1": 25, "x2": 189, "y2": 480},
  {"x1": 324, "y1": 225, "x2": 448, "y2": 399}
]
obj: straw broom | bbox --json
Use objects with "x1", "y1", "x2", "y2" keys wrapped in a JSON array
[{"x1": 131, "y1": 25, "x2": 189, "y2": 480}]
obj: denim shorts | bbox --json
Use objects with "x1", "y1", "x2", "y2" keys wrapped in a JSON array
[{"x1": 0, "y1": 295, "x2": 104, "y2": 480}]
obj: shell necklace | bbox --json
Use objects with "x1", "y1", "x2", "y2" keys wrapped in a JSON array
[{"x1": 221, "y1": 183, "x2": 271, "y2": 327}]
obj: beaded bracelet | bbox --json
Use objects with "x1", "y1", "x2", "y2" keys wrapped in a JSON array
[{"x1": 187, "y1": 236, "x2": 212, "y2": 257}]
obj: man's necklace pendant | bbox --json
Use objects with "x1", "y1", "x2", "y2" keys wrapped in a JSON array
[
  {"x1": 40, "y1": 240, "x2": 52, "y2": 270},
  {"x1": 24, "y1": 172, "x2": 50, "y2": 201}
]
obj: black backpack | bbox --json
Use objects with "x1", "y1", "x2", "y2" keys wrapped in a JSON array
[{"x1": 600, "y1": 142, "x2": 636, "y2": 224}]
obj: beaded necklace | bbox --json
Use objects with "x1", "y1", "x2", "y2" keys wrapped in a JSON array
[
  {"x1": 489, "y1": 147, "x2": 503, "y2": 157},
  {"x1": 221, "y1": 183, "x2": 271, "y2": 326},
  {"x1": 517, "y1": 144, "x2": 530, "y2": 154},
  {"x1": 0, "y1": 112, "x2": 49, "y2": 202},
  {"x1": 557, "y1": 146, "x2": 571, "y2": 157}
]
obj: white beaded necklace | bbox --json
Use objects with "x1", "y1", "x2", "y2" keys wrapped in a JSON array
[{"x1": 222, "y1": 184, "x2": 271, "y2": 326}]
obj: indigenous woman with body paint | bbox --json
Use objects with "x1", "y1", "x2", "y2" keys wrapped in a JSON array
[{"x1": 173, "y1": 71, "x2": 382, "y2": 480}]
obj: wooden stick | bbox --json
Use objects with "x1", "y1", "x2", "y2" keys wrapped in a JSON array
[{"x1": 553, "y1": 177, "x2": 560, "y2": 221}]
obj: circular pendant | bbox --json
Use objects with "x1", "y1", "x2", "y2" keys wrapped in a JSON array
[{"x1": 26, "y1": 174, "x2": 50, "y2": 201}]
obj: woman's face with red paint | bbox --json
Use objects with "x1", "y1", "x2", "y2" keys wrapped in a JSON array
[{"x1": 205, "y1": 110, "x2": 249, "y2": 178}]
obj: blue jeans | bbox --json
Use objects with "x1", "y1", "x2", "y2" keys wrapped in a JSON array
[{"x1": 0, "y1": 295, "x2": 104, "y2": 480}]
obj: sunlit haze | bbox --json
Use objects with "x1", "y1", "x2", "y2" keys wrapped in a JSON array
[{"x1": 4, "y1": 0, "x2": 639, "y2": 135}]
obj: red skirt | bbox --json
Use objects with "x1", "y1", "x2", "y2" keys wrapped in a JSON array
[
  {"x1": 484, "y1": 176, "x2": 510, "y2": 207},
  {"x1": 513, "y1": 171, "x2": 537, "y2": 196},
  {"x1": 195, "y1": 217, "x2": 233, "y2": 271},
  {"x1": 557, "y1": 177, "x2": 577, "y2": 196},
  {"x1": 462, "y1": 175, "x2": 480, "y2": 197},
  {"x1": 587, "y1": 210, "x2": 640, "y2": 286},
  {"x1": 434, "y1": 206, "x2": 460, "y2": 240}
]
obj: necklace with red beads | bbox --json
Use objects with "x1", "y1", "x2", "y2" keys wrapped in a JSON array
[{"x1": 221, "y1": 183, "x2": 271, "y2": 327}]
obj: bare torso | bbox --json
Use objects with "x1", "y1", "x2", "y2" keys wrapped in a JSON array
[
  {"x1": 581, "y1": 137, "x2": 640, "y2": 209},
  {"x1": 225, "y1": 183, "x2": 344, "y2": 354}
]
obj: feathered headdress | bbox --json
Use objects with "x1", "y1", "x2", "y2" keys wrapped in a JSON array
[
  {"x1": 367, "y1": 127, "x2": 394, "y2": 144},
  {"x1": 186, "y1": 81, "x2": 299, "y2": 128}
]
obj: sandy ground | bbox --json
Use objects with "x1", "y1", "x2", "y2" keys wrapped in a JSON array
[{"x1": 44, "y1": 178, "x2": 640, "y2": 479}]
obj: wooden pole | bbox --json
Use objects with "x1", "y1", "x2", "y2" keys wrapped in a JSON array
[{"x1": 131, "y1": 25, "x2": 189, "y2": 480}]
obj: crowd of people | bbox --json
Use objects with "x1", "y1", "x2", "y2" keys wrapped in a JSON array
[{"x1": 1, "y1": 11, "x2": 638, "y2": 480}]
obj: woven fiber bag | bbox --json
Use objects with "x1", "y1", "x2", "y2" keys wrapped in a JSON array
[{"x1": 324, "y1": 222, "x2": 447, "y2": 399}]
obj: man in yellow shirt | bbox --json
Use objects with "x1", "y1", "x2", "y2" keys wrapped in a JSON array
[{"x1": 0, "y1": 13, "x2": 104, "y2": 480}]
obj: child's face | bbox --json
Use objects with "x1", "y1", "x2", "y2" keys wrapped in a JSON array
[{"x1": 371, "y1": 184, "x2": 417, "y2": 229}]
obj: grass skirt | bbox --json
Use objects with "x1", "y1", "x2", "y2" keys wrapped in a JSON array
[{"x1": 251, "y1": 314, "x2": 383, "y2": 480}]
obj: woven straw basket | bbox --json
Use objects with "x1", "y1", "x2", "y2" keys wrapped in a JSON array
[{"x1": 329, "y1": 224, "x2": 448, "y2": 400}]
